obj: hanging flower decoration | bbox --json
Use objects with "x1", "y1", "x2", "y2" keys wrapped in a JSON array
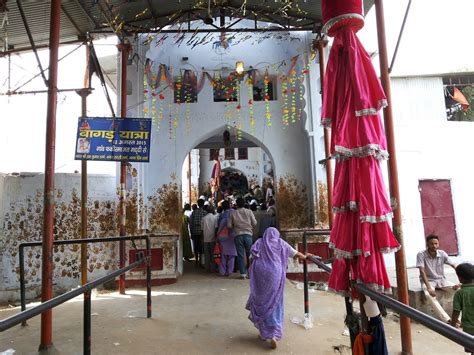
[
  {"x1": 281, "y1": 79, "x2": 289, "y2": 127},
  {"x1": 247, "y1": 77, "x2": 255, "y2": 135},
  {"x1": 142, "y1": 53, "x2": 314, "y2": 140},
  {"x1": 150, "y1": 62, "x2": 158, "y2": 129},
  {"x1": 289, "y1": 69, "x2": 298, "y2": 124},
  {"x1": 298, "y1": 63, "x2": 311, "y2": 121},
  {"x1": 172, "y1": 69, "x2": 182, "y2": 138},
  {"x1": 143, "y1": 64, "x2": 150, "y2": 119},
  {"x1": 235, "y1": 80, "x2": 242, "y2": 141},
  {"x1": 264, "y1": 69, "x2": 272, "y2": 127},
  {"x1": 184, "y1": 83, "x2": 192, "y2": 135}
]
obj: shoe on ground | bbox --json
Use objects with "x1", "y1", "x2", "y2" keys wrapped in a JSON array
[
  {"x1": 270, "y1": 338, "x2": 277, "y2": 349},
  {"x1": 240, "y1": 274, "x2": 248, "y2": 279}
]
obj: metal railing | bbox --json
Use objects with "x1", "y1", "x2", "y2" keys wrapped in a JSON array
[
  {"x1": 300, "y1": 230, "x2": 358, "y2": 346},
  {"x1": 0, "y1": 252, "x2": 151, "y2": 355},
  {"x1": 305, "y1": 254, "x2": 474, "y2": 351},
  {"x1": 18, "y1": 235, "x2": 152, "y2": 325}
]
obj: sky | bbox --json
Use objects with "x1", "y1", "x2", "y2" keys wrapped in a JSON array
[
  {"x1": 359, "y1": 0, "x2": 474, "y2": 76},
  {"x1": 1, "y1": 0, "x2": 474, "y2": 175},
  {"x1": 0, "y1": 39, "x2": 118, "y2": 175}
]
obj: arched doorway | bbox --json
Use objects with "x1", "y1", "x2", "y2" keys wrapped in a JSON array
[
  {"x1": 178, "y1": 127, "x2": 276, "y2": 274},
  {"x1": 180, "y1": 127, "x2": 275, "y2": 207}
]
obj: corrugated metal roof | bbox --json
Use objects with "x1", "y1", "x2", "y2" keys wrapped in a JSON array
[{"x1": 0, "y1": 0, "x2": 374, "y2": 53}]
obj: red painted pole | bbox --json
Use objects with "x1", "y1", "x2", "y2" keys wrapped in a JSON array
[
  {"x1": 117, "y1": 41, "x2": 130, "y2": 295},
  {"x1": 39, "y1": 0, "x2": 61, "y2": 350},
  {"x1": 374, "y1": 0, "x2": 413, "y2": 353},
  {"x1": 188, "y1": 152, "x2": 192, "y2": 203},
  {"x1": 315, "y1": 38, "x2": 333, "y2": 228}
]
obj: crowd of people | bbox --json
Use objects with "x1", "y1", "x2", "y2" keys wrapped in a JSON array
[
  {"x1": 180, "y1": 194, "x2": 309, "y2": 349},
  {"x1": 182, "y1": 201, "x2": 474, "y2": 351}
]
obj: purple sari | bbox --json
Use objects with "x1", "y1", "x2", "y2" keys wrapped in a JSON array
[
  {"x1": 246, "y1": 227, "x2": 293, "y2": 340},
  {"x1": 217, "y1": 209, "x2": 237, "y2": 276}
]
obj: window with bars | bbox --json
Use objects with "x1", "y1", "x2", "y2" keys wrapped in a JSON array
[
  {"x1": 224, "y1": 148, "x2": 235, "y2": 160},
  {"x1": 209, "y1": 149, "x2": 220, "y2": 161},
  {"x1": 237, "y1": 148, "x2": 248, "y2": 160},
  {"x1": 443, "y1": 74, "x2": 474, "y2": 121},
  {"x1": 253, "y1": 77, "x2": 277, "y2": 101}
]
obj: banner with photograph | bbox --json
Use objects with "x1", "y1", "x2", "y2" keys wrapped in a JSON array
[{"x1": 75, "y1": 117, "x2": 151, "y2": 162}]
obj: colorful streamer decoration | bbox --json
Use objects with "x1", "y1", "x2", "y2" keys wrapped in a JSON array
[
  {"x1": 140, "y1": 54, "x2": 311, "y2": 140},
  {"x1": 236, "y1": 81, "x2": 242, "y2": 141},
  {"x1": 281, "y1": 79, "x2": 289, "y2": 127},
  {"x1": 289, "y1": 69, "x2": 297, "y2": 124},
  {"x1": 143, "y1": 65, "x2": 149, "y2": 119},
  {"x1": 299, "y1": 64, "x2": 310, "y2": 121},
  {"x1": 172, "y1": 70, "x2": 182, "y2": 138},
  {"x1": 247, "y1": 78, "x2": 255, "y2": 135},
  {"x1": 150, "y1": 62, "x2": 159, "y2": 131},
  {"x1": 184, "y1": 81, "x2": 192, "y2": 135},
  {"x1": 264, "y1": 69, "x2": 272, "y2": 127}
]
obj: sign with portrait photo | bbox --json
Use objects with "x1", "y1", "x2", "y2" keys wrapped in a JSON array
[{"x1": 74, "y1": 117, "x2": 152, "y2": 162}]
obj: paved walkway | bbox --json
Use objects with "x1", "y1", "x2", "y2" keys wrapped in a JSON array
[{"x1": 0, "y1": 264, "x2": 466, "y2": 354}]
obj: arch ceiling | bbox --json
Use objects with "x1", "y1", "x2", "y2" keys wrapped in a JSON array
[{"x1": 0, "y1": 0, "x2": 374, "y2": 54}]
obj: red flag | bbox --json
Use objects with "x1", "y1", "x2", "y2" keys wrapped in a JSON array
[{"x1": 451, "y1": 87, "x2": 470, "y2": 111}]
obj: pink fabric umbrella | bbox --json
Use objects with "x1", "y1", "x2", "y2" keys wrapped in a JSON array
[
  {"x1": 321, "y1": 0, "x2": 400, "y2": 296},
  {"x1": 211, "y1": 160, "x2": 222, "y2": 190}
]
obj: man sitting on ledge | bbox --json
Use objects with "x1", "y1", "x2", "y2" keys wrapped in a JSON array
[{"x1": 416, "y1": 234, "x2": 458, "y2": 322}]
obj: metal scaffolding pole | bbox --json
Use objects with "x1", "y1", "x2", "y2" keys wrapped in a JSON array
[
  {"x1": 374, "y1": 0, "x2": 413, "y2": 353},
  {"x1": 117, "y1": 40, "x2": 131, "y2": 295},
  {"x1": 39, "y1": 0, "x2": 61, "y2": 350},
  {"x1": 315, "y1": 37, "x2": 333, "y2": 228},
  {"x1": 78, "y1": 86, "x2": 91, "y2": 286}
]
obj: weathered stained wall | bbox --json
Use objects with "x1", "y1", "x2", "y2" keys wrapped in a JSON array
[
  {"x1": 276, "y1": 174, "x2": 311, "y2": 230},
  {"x1": 0, "y1": 173, "x2": 117, "y2": 303}
]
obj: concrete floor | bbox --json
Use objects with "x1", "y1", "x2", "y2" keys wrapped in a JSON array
[{"x1": 0, "y1": 264, "x2": 467, "y2": 355}]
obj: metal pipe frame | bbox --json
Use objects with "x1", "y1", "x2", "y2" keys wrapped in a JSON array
[
  {"x1": 389, "y1": 0, "x2": 412, "y2": 74},
  {"x1": 16, "y1": 0, "x2": 48, "y2": 87},
  {"x1": 19, "y1": 235, "x2": 151, "y2": 321},
  {"x1": 302, "y1": 230, "x2": 355, "y2": 348},
  {"x1": 306, "y1": 255, "x2": 474, "y2": 352},
  {"x1": 117, "y1": 40, "x2": 131, "y2": 295},
  {"x1": 77, "y1": 87, "x2": 92, "y2": 287},
  {"x1": 39, "y1": 0, "x2": 61, "y2": 349},
  {"x1": 374, "y1": 0, "x2": 413, "y2": 353},
  {"x1": 90, "y1": 27, "x2": 315, "y2": 35},
  {"x1": 302, "y1": 232, "x2": 309, "y2": 315},
  {"x1": 1, "y1": 256, "x2": 151, "y2": 333},
  {"x1": 315, "y1": 38, "x2": 334, "y2": 228}
]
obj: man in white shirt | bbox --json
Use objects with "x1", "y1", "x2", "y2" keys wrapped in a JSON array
[
  {"x1": 201, "y1": 205, "x2": 219, "y2": 272},
  {"x1": 416, "y1": 234, "x2": 458, "y2": 322},
  {"x1": 228, "y1": 197, "x2": 257, "y2": 279}
]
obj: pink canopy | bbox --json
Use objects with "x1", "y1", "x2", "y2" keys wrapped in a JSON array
[{"x1": 321, "y1": 0, "x2": 400, "y2": 296}]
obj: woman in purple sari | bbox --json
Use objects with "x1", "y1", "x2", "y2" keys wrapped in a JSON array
[
  {"x1": 246, "y1": 227, "x2": 306, "y2": 349},
  {"x1": 216, "y1": 200, "x2": 237, "y2": 276}
]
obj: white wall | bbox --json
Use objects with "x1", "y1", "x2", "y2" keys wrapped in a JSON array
[
  {"x1": 181, "y1": 149, "x2": 200, "y2": 204},
  {"x1": 123, "y1": 27, "x2": 323, "y2": 231},
  {"x1": 387, "y1": 76, "x2": 474, "y2": 267}
]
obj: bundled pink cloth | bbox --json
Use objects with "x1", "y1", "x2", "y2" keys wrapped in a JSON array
[{"x1": 321, "y1": 13, "x2": 400, "y2": 296}]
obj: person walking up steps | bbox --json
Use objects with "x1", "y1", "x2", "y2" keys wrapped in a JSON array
[
  {"x1": 246, "y1": 227, "x2": 307, "y2": 349},
  {"x1": 216, "y1": 200, "x2": 237, "y2": 276},
  {"x1": 228, "y1": 197, "x2": 256, "y2": 279}
]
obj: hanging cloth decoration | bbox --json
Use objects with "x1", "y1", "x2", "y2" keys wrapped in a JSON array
[{"x1": 321, "y1": 0, "x2": 400, "y2": 297}]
